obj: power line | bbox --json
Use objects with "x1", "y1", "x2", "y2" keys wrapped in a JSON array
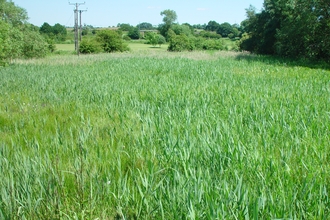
[{"x1": 69, "y1": 1, "x2": 85, "y2": 55}]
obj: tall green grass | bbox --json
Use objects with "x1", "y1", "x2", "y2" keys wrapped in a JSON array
[{"x1": 0, "y1": 51, "x2": 329, "y2": 219}]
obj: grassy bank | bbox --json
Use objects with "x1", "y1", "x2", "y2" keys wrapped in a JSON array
[{"x1": 0, "y1": 51, "x2": 329, "y2": 219}]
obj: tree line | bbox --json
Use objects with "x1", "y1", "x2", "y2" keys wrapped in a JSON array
[
  {"x1": 0, "y1": 0, "x2": 48, "y2": 65},
  {"x1": 239, "y1": 0, "x2": 330, "y2": 60},
  {"x1": 1, "y1": 0, "x2": 329, "y2": 65}
]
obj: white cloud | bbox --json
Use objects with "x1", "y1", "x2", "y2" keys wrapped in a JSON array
[{"x1": 197, "y1": 8, "x2": 208, "y2": 11}]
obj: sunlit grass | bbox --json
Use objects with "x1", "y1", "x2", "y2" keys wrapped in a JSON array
[
  {"x1": 0, "y1": 51, "x2": 329, "y2": 219},
  {"x1": 55, "y1": 44, "x2": 75, "y2": 52}
]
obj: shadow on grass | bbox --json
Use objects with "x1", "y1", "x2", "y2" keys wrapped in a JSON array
[
  {"x1": 235, "y1": 53, "x2": 330, "y2": 70},
  {"x1": 149, "y1": 46, "x2": 164, "y2": 49}
]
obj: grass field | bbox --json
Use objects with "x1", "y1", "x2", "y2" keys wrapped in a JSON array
[
  {"x1": 55, "y1": 44, "x2": 75, "y2": 52},
  {"x1": 1, "y1": 50, "x2": 330, "y2": 219},
  {"x1": 55, "y1": 38, "x2": 236, "y2": 52}
]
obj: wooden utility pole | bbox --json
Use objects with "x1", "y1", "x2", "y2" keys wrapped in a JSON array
[
  {"x1": 69, "y1": 2, "x2": 85, "y2": 55},
  {"x1": 79, "y1": 9, "x2": 87, "y2": 42}
]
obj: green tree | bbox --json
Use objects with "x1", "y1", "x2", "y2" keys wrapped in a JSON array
[
  {"x1": 239, "y1": 0, "x2": 330, "y2": 60},
  {"x1": 0, "y1": 0, "x2": 48, "y2": 65},
  {"x1": 40, "y1": 22, "x2": 53, "y2": 35},
  {"x1": 127, "y1": 27, "x2": 140, "y2": 39},
  {"x1": 22, "y1": 25, "x2": 48, "y2": 58},
  {"x1": 192, "y1": 23, "x2": 206, "y2": 29},
  {"x1": 205, "y1": 20, "x2": 220, "y2": 32},
  {"x1": 118, "y1": 23, "x2": 133, "y2": 32},
  {"x1": 171, "y1": 24, "x2": 193, "y2": 36},
  {"x1": 137, "y1": 22, "x2": 154, "y2": 30},
  {"x1": 0, "y1": 20, "x2": 12, "y2": 65},
  {"x1": 52, "y1": 23, "x2": 67, "y2": 40},
  {"x1": 40, "y1": 22, "x2": 67, "y2": 42},
  {"x1": 216, "y1": 22, "x2": 234, "y2": 38},
  {"x1": 0, "y1": 0, "x2": 28, "y2": 25},
  {"x1": 161, "y1": 9, "x2": 177, "y2": 26},
  {"x1": 159, "y1": 9, "x2": 177, "y2": 38}
]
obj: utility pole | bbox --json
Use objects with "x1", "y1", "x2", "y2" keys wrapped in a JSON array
[
  {"x1": 69, "y1": 1, "x2": 85, "y2": 55},
  {"x1": 79, "y1": 9, "x2": 87, "y2": 42}
]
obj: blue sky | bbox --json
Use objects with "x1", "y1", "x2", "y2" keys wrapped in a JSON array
[{"x1": 13, "y1": 0, "x2": 264, "y2": 27}]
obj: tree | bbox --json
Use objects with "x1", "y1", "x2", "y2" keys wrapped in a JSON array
[
  {"x1": 0, "y1": 0, "x2": 28, "y2": 25},
  {"x1": 0, "y1": 0, "x2": 48, "y2": 65},
  {"x1": 53, "y1": 23, "x2": 67, "y2": 36},
  {"x1": 137, "y1": 22, "x2": 154, "y2": 30},
  {"x1": 274, "y1": 0, "x2": 330, "y2": 59},
  {"x1": 40, "y1": 22, "x2": 53, "y2": 35},
  {"x1": 0, "y1": 20, "x2": 12, "y2": 65},
  {"x1": 159, "y1": 9, "x2": 177, "y2": 38},
  {"x1": 127, "y1": 27, "x2": 140, "y2": 39},
  {"x1": 22, "y1": 25, "x2": 48, "y2": 58},
  {"x1": 205, "y1": 21, "x2": 220, "y2": 32},
  {"x1": 216, "y1": 22, "x2": 234, "y2": 38},
  {"x1": 40, "y1": 22, "x2": 67, "y2": 42},
  {"x1": 118, "y1": 23, "x2": 133, "y2": 32},
  {"x1": 160, "y1": 9, "x2": 177, "y2": 26},
  {"x1": 171, "y1": 24, "x2": 193, "y2": 36},
  {"x1": 192, "y1": 23, "x2": 206, "y2": 29},
  {"x1": 239, "y1": 0, "x2": 330, "y2": 60}
]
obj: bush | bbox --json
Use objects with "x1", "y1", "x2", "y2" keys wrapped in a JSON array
[
  {"x1": 22, "y1": 29, "x2": 48, "y2": 58},
  {"x1": 158, "y1": 35, "x2": 166, "y2": 47},
  {"x1": 79, "y1": 39, "x2": 102, "y2": 54},
  {"x1": 45, "y1": 38, "x2": 56, "y2": 53},
  {"x1": 202, "y1": 39, "x2": 224, "y2": 50},
  {"x1": 168, "y1": 34, "x2": 194, "y2": 51},
  {"x1": 123, "y1": 35, "x2": 131, "y2": 41},
  {"x1": 199, "y1": 31, "x2": 222, "y2": 39},
  {"x1": 145, "y1": 32, "x2": 166, "y2": 47},
  {"x1": 127, "y1": 27, "x2": 140, "y2": 40},
  {"x1": 96, "y1": 30, "x2": 129, "y2": 53},
  {"x1": 168, "y1": 33, "x2": 225, "y2": 52}
]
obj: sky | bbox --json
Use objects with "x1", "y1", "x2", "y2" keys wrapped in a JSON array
[{"x1": 13, "y1": 0, "x2": 264, "y2": 27}]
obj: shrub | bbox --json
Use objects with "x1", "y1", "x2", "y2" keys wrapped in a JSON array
[
  {"x1": 22, "y1": 29, "x2": 48, "y2": 58},
  {"x1": 202, "y1": 39, "x2": 224, "y2": 50},
  {"x1": 168, "y1": 34, "x2": 194, "y2": 52},
  {"x1": 127, "y1": 27, "x2": 140, "y2": 40},
  {"x1": 123, "y1": 35, "x2": 131, "y2": 41},
  {"x1": 45, "y1": 37, "x2": 56, "y2": 53},
  {"x1": 145, "y1": 32, "x2": 166, "y2": 47},
  {"x1": 158, "y1": 35, "x2": 166, "y2": 47},
  {"x1": 79, "y1": 39, "x2": 102, "y2": 54},
  {"x1": 199, "y1": 31, "x2": 222, "y2": 39},
  {"x1": 168, "y1": 34, "x2": 225, "y2": 52},
  {"x1": 96, "y1": 30, "x2": 129, "y2": 53}
]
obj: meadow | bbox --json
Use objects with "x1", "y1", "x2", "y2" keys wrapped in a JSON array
[{"x1": 0, "y1": 50, "x2": 329, "y2": 219}]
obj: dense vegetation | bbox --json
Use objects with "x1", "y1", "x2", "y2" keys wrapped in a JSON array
[
  {"x1": 0, "y1": 51, "x2": 329, "y2": 219},
  {"x1": 0, "y1": 0, "x2": 48, "y2": 65},
  {"x1": 79, "y1": 29, "x2": 129, "y2": 54},
  {"x1": 1, "y1": 0, "x2": 330, "y2": 218},
  {"x1": 39, "y1": 22, "x2": 67, "y2": 42},
  {"x1": 240, "y1": 0, "x2": 330, "y2": 60}
]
